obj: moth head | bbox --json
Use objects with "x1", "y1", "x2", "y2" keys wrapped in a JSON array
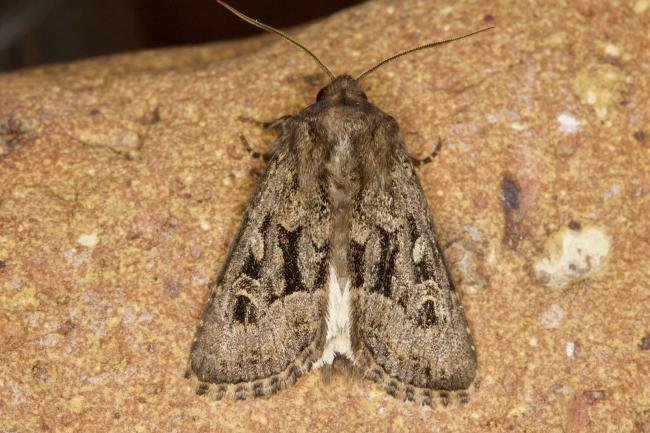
[
  {"x1": 316, "y1": 75, "x2": 368, "y2": 104},
  {"x1": 217, "y1": 1, "x2": 493, "y2": 83}
]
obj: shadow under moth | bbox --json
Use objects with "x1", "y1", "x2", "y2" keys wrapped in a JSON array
[{"x1": 187, "y1": 1, "x2": 492, "y2": 406}]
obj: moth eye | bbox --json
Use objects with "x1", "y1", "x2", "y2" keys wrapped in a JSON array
[
  {"x1": 417, "y1": 299, "x2": 437, "y2": 327},
  {"x1": 233, "y1": 294, "x2": 258, "y2": 325},
  {"x1": 316, "y1": 87, "x2": 327, "y2": 101}
]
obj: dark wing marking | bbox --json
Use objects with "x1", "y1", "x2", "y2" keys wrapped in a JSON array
[
  {"x1": 188, "y1": 124, "x2": 330, "y2": 399},
  {"x1": 350, "y1": 145, "x2": 477, "y2": 405}
]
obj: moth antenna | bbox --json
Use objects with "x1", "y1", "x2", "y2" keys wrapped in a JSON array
[
  {"x1": 355, "y1": 26, "x2": 494, "y2": 82},
  {"x1": 216, "y1": 1, "x2": 335, "y2": 81}
]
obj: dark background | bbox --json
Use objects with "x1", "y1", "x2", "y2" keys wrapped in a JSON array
[{"x1": 0, "y1": 0, "x2": 365, "y2": 72}]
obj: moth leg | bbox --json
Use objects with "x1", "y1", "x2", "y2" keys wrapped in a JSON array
[
  {"x1": 237, "y1": 115, "x2": 291, "y2": 131},
  {"x1": 237, "y1": 115, "x2": 292, "y2": 161},
  {"x1": 262, "y1": 115, "x2": 292, "y2": 131},
  {"x1": 239, "y1": 134, "x2": 271, "y2": 162},
  {"x1": 410, "y1": 137, "x2": 442, "y2": 167}
]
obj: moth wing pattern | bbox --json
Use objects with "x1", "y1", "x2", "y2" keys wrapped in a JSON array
[
  {"x1": 349, "y1": 132, "x2": 477, "y2": 406},
  {"x1": 187, "y1": 126, "x2": 330, "y2": 400}
]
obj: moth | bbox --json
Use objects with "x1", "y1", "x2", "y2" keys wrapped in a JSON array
[{"x1": 187, "y1": 1, "x2": 492, "y2": 405}]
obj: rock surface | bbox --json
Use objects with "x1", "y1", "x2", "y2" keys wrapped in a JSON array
[{"x1": 1, "y1": 0, "x2": 648, "y2": 431}]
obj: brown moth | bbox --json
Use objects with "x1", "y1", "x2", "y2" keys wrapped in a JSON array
[{"x1": 187, "y1": 1, "x2": 492, "y2": 405}]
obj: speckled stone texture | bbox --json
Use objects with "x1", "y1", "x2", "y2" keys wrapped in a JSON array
[{"x1": 1, "y1": 0, "x2": 648, "y2": 432}]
